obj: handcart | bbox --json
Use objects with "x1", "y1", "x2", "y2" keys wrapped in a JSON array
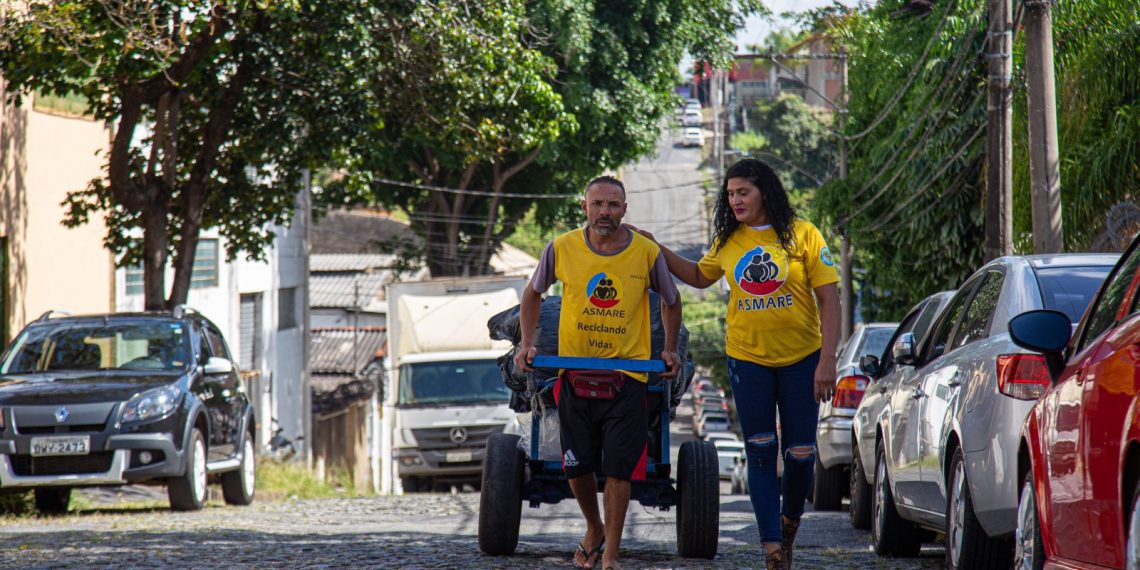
[{"x1": 477, "y1": 355, "x2": 720, "y2": 559}]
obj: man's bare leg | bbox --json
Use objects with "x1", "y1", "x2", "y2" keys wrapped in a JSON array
[
  {"x1": 568, "y1": 474, "x2": 605, "y2": 568},
  {"x1": 600, "y1": 477, "x2": 631, "y2": 570}
]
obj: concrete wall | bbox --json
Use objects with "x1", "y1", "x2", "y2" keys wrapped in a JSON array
[{"x1": 0, "y1": 84, "x2": 115, "y2": 342}]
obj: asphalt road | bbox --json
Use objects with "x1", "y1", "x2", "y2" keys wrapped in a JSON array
[{"x1": 622, "y1": 124, "x2": 711, "y2": 260}]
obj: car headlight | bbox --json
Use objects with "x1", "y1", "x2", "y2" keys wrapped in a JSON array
[{"x1": 121, "y1": 386, "x2": 181, "y2": 423}]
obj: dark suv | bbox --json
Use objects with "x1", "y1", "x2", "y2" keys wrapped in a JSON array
[{"x1": 0, "y1": 307, "x2": 256, "y2": 513}]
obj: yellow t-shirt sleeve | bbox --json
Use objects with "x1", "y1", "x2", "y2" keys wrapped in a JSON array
[
  {"x1": 804, "y1": 225, "x2": 840, "y2": 289},
  {"x1": 697, "y1": 247, "x2": 724, "y2": 281}
]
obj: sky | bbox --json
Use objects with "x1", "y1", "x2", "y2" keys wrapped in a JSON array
[{"x1": 734, "y1": 0, "x2": 857, "y2": 51}]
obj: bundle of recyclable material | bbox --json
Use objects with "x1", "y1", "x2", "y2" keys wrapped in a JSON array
[{"x1": 487, "y1": 292, "x2": 695, "y2": 414}]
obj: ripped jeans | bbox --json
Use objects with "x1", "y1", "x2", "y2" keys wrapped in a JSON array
[{"x1": 727, "y1": 351, "x2": 821, "y2": 544}]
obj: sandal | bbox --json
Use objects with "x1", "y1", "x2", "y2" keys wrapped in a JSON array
[{"x1": 572, "y1": 539, "x2": 605, "y2": 569}]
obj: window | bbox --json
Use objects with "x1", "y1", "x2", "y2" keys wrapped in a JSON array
[
  {"x1": 880, "y1": 308, "x2": 922, "y2": 375},
  {"x1": 1078, "y1": 255, "x2": 1140, "y2": 351},
  {"x1": 278, "y1": 287, "x2": 297, "y2": 330},
  {"x1": 912, "y1": 294, "x2": 949, "y2": 346},
  {"x1": 204, "y1": 325, "x2": 230, "y2": 360},
  {"x1": 951, "y1": 271, "x2": 1004, "y2": 349},
  {"x1": 239, "y1": 293, "x2": 262, "y2": 370},
  {"x1": 1038, "y1": 265, "x2": 1113, "y2": 323},
  {"x1": 190, "y1": 239, "x2": 219, "y2": 289},
  {"x1": 125, "y1": 265, "x2": 145, "y2": 296},
  {"x1": 923, "y1": 280, "x2": 977, "y2": 362}
]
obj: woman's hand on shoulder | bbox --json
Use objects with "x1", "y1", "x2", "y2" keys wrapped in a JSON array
[{"x1": 624, "y1": 223, "x2": 656, "y2": 243}]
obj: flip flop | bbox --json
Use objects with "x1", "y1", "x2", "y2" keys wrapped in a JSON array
[{"x1": 572, "y1": 539, "x2": 605, "y2": 569}]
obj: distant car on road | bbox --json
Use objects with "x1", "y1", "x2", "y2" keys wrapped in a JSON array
[
  {"x1": 812, "y1": 322, "x2": 898, "y2": 512},
  {"x1": 0, "y1": 308, "x2": 257, "y2": 513},
  {"x1": 695, "y1": 412, "x2": 730, "y2": 439},
  {"x1": 681, "y1": 127, "x2": 704, "y2": 147},
  {"x1": 710, "y1": 436, "x2": 745, "y2": 480},
  {"x1": 682, "y1": 110, "x2": 702, "y2": 127}
]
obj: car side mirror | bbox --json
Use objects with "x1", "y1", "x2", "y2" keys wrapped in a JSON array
[
  {"x1": 859, "y1": 354, "x2": 881, "y2": 378},
  {"x1": 1009, "y1": 309, "x2": 1071, "y2": 381},
  {"x1": 892, "y1": 332, "x2": 918, "y2": 366},
  {"x1": 204, "y1": 357, "x2": 234, "y2": 375}
]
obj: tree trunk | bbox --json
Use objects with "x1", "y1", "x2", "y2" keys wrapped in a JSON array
[{"x1": 142, "y1": 202, "x2": 169, "y2": 311}]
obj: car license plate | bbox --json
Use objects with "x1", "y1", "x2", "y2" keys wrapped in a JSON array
[
  {"x1": 31, "y1": 435, "x2": 90, "y2": 457},
  {"x1": 445, "y1": 450, "x2": 473, "y2": 463}
]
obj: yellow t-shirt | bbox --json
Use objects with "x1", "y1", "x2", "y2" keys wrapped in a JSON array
[
  {"x1": 698, "y1": 220, "x2": 839, "y2": 367},
  {"x1": 553, "y1": 229, "x2": 661, "y2": 382}
]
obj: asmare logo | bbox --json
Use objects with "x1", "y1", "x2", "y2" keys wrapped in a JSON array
[
  {"x1": 733, "y1": 246, "x2": 786, "y2": 296},
  {"x1": 587, "y1": 272, "x2": 621, "y2": 308}
]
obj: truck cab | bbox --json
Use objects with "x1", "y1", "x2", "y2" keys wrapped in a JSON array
[{"x1": 393, "y1": 349, "x2": 513, "y2": 492}]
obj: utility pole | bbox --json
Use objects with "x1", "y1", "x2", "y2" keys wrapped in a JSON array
[
  {"x1": 985, "y1": 0, "x2": 1014, "y2": 261},
  {"x1": 1024, "y1": 0, "x2": 1063, "y2": 253},
  {"x1": 837, "y1": 49, "x2": 854, "y2": 344}
]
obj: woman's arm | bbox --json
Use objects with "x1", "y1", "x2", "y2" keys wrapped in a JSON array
[
  {"x1": 625, "y1": 224, "x2": 718, "y2": 289},
  {"x1": 813, "y1": 282, "x2": 841, "y2": 403}
]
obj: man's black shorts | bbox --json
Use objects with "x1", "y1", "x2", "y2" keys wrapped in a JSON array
[{"x1": 556, "y1": 373, "x2": 648, "y2": 480}]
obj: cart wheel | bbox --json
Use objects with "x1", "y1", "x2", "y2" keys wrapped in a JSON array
[
  {"x1": 677, "y1": 439, "x2": 719, "y2": 559},
  {"x1": 478, "y1": 433, "x2": 525, "y2": 556}
]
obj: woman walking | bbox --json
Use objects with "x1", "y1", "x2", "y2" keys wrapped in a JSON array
[{"x1": 630, "y1": 158, "x2": 840, "y2": 569}]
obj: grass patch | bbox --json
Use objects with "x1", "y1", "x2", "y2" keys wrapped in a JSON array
[{"x1": 256, "y1": 460, "x2": 365, "y2": 500}]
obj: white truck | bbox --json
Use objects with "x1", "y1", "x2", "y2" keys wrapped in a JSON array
[{"x1": 382, "y1": 276, "x2": 526, "y2": 494}]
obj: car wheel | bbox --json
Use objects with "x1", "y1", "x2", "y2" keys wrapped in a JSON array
[
  {"x1": 871, "y1": 439, "x2": 922, "y2": 557},
  {"x1": 169, "y1": 428, "x2": 207, "y2": 511},
  {"x1": 222, "y1": 435, "x2": 256, "y2": 506},
  {"x1": 946, "y1": 447, "x2": 1012, "y2": 569},
  {"x1": 849, "y1": 452, "x2": 873, "y2": 530},
  {"x1": 1127, "y1": 478, "x2": 1140, "y2": 569},
  {"x1": 33, "y1": 488, "x2": 71, "y2": 515},
  {"x1": 1014, "y1": 470, "x2": 1044, "y2": 570},
  {"x1": 813, "y1": 456, "x2": 845, "y2": 511}
]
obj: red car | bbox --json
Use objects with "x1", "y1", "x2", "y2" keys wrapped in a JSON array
[{"x1": 1010, "y1": 236, "x2": 1140, "y2": 569}]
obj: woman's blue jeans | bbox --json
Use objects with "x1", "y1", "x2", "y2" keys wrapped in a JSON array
[{"x1": 727, "y1": 351, "x2": 821, "y2": 544}]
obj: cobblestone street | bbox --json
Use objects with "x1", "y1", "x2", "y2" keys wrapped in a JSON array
[{"x1": 0, "y1": 486, "x2": 946, "y2": 569}]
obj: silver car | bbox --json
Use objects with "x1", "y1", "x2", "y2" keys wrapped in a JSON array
[
  {"x1": 851, "y1": 290, "x2": 954, "y2": 530},
  {"x1": 813, "y1": 322, "x2": 898, "y2": 511},
  {"x1": 865, "y1": 254, "x2": 1116, "y2": 568}
]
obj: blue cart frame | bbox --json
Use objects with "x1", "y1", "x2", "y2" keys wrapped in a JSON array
[{"x1": 477, "y1": 355, "x2": 720, "y2": 559}]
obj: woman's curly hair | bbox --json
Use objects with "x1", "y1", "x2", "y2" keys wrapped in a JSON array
[{"x1": 711, "y1": 159, "x2": 797, "y2": 254}]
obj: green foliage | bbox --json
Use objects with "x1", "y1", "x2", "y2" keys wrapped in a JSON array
[
  {"x1": 744, "y1": 94, "x2": 835, "y2": 190},
  {"x1": 0, "y1": 0, "x2": 374, "y2": 307},
  {"x1": 730, "y1": 131, "x2": 768, "y2": 155},
  {"x1": 680, "y1": 288, "x2": 728, "y2": 385},
  {"x1": 815, "y1": 0, "x2": 989, "y2": 321},
  {"x1": 1012, "y1": 1, "x2": 1140, "y2": 252}
]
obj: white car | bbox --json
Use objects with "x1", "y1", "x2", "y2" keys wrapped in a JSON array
[
  {"x1": 710, "y1": 437, "x2": 745, "y2": 480},
  {"x1": 681, "y1": 127, "x2": 703, "y2": 148},
  {"x1": 682, "y1": 110, "x2": 702, "y2": 127}
]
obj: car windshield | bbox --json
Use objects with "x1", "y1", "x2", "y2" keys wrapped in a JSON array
[
  {"x1": 1036, "y1": 266, "x2": 1114, "y2": 322},
  {"x1": 856, "y1": 328, "x2": 895, "y2": 367},
  {"x1": 397, "y1": 359, "x2": 510, "y2": 406},
  {"x1": 1, "y1": 320, "x2": 191, "y2": 374}
]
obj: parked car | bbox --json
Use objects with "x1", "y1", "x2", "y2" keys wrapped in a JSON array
[
  {"x1": 0, "y1": 308, "x2": 257, "y2": 513},
  {"x1": 812, "y1": 322, "x2": 899, "y2": 511},
  {"x1": 692, "y1": 380, "x2": 724, "y2": 408},
  {"x1": 695, "y1": 412, "x2": 730, "y2": 439},
  {"x1": 1009, "y1": 233, "x2": 1140, "y2": 569},
  {"x1": 681, "y1": 127, "x2": 704, "y2": 148},
  {"x1": 730, "y1": 454, "x2": 749, "y2": 494},
  {"x1": 866, "y1": 254, "x2": 1116, "y2": 568},
  {"x1": 851, "y1": 290, "x2": 954, "y2": 530},
  {"x1": 710, "y1": 436, "x2": 745, "y2": 480},
  {"x1": 682, "y1": 110, "x2": 702, "y2": 127}
]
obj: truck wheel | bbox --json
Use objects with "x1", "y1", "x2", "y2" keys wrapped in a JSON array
[
  {"x1": 222, "y1": 435, "x2": 256, "y2": 506},
  {"x1": 849, "y1": 452, "x2": 873, "y2": 530},
  {"x1": 813, "y1": 456, "x2": 845, "y2": 511},
  {"x1": 33, "y1": 488, "x2": 71, "y2": 514},
  {"x1": 169, "y1": 428, "x2": 208, "y2": 511},
  {"x1": 478, "y1": 433, "x2": 524, "y2": 556},
  {"x1": 677, "y1": 439, "x2": 719, "y2": 559}
]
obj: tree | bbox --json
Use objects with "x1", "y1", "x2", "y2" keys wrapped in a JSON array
[
  {"x1": 0, "y1": 0, "x2": 373, "y2": 309},
  {"x1": 735, "y1": 94, "x2": 835, "y2": 190},
  {"x1": 331, "y1": 0, "x2": 764, "y2": 277}
]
